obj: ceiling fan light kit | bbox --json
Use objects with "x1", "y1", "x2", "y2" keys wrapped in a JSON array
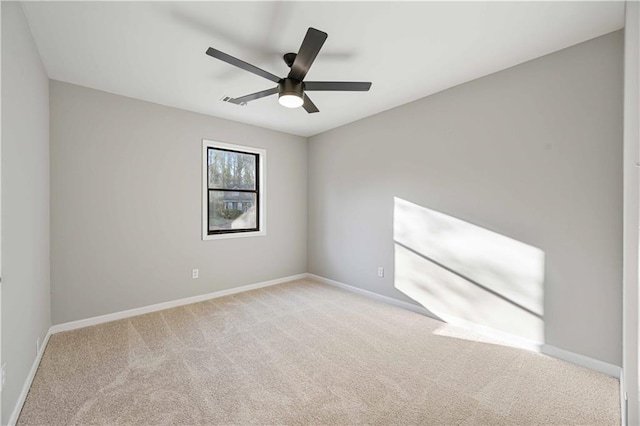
[
  {"x1": 278, "y1": 79, "x2": 304, "y2": 108},
  {"x1": 206, "y1": 27, "x2": 372, "y2": 114}
]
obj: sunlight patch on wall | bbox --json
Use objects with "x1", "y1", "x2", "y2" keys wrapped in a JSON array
[{"x1": 393, "y1": 197, "x2": 545, "y2": 343}]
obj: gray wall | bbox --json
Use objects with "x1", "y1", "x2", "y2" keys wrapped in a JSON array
[
  {"x1": 308, "y1": 31, "x2": 623, "y2": 366},
  {"x1": 1, "y1": 2, "x2": 51, "y2": 423},
  {"x1": 50, "y1": 81, "x2": 307, "y2": 325}
]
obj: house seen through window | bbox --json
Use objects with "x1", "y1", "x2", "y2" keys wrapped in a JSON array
[{"x1": 203, "y1": 140, "x2": 265, "y2": 239}]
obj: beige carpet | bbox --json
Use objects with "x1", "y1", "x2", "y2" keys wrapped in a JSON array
[{"x1": 18, "y1": 279, "x2": 619, "y2": 425}]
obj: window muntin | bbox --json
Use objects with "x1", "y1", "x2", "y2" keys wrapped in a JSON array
[{"x1": 202, "y1": 140, "x2": 266, "y2": 240}]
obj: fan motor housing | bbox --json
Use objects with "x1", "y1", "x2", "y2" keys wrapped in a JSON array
[{"x1": 279, "y1": 78, "x2": 304, "y2": 99}]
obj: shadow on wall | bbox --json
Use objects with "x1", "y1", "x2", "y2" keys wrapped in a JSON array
[{"x1": 393, "y1": 197, "x2": 545, "y2": 344}]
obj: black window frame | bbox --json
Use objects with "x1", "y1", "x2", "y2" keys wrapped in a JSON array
[{"x1": 206, "y1": 146, "x2": 260, "y2": 235}]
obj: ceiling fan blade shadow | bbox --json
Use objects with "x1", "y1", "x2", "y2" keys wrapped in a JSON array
[
  {"x1": 206, "y1": 47, "x2": 281, "y2": 83},
  {"x1": 227, "y1": 87, "x2": 279, "y2": 105},
  {"x1": 171, "y1": 5, "x2": 289, "y2": 54},
  {"x1": 173, "y1": 10, "x2": 355, "y2": 80},
  {"x1": 305, "y1": 81, "x2": 371, "y2": 91},
  {"x1": 172, "y1": 7, "x2": 291, "y2": 79},
  {"x1": 302, "y1": 94, "x2": 319, "y2": 113},
  {"x1": 288, "y1": 28, "x2": 327, "y2": 81}
]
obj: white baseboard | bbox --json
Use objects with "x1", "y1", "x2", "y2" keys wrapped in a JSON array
[
  {"x1": 307, "y1": 273, "x2": 622, "y2": 380},
  {"x1": 540, "y1": 344, "x2": 622, "y2": 379},
  {"x1": 50, "y1": 273, "x2": 307, "y2": 334},
  {"x1": 8, "y1": 329, "x2": 52, "y2": 426},
  {"x1": 306, "y1": 273, "x2": 433, "y2": 316}
]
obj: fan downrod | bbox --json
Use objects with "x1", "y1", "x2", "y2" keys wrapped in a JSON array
[{"x1": 283, "y1": 52, "x2": 297, "y2": 68}]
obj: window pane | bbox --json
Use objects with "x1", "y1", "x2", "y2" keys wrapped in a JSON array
[
  {"x1": 209, "y1": 191, "x2": 257, "y2": 231},
  {"x1": 208, "y1": 148, "x2": 256, "y2": 190}
]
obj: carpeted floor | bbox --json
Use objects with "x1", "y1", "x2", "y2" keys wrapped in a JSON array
[{"x1": 18, "y1": 279, "x2": 619, "y2": 425}]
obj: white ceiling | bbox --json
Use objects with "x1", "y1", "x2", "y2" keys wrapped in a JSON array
[{"x1": 22, "y1": 1, "x2": 624, "y2": 137}]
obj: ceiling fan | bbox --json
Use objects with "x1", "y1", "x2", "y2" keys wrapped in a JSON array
[{"x1": 206, "y1": 27, "x2": 372, "y2": 113}]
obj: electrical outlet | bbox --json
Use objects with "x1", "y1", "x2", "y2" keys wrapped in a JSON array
[
  {"x1": 377, "y1": 267, "x2": 384, "y2": 278},
  {"x1": 192, "y1": 269, "x2": 199, "y2": 279},
  {"x1": 36, "y1": 337, "x2": 41, "y2": 355}
]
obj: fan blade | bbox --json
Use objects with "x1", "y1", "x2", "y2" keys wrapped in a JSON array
[
  {"x1": 304, "y1": 81, "x2": 372, "y2": 91},
  {"x1": 226, "y1": 87, "x2": 279, "y2": 105},
  {"x1": 288, "y1": 28, "x2": 327, "y2": 81},
  {"x1": 206, "y1": 47, "x2": 281, "y2": 83},
  {"x1": 302, "y1": 94, "x2": 319, "y2": 113}
]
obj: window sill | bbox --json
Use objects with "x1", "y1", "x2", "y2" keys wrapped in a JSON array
[{"x1": 202, "y1": 230, "x2": 266, "y2": 241}]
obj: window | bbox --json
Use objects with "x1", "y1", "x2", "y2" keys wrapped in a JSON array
[{"x1": 202, "y1": 140, "x2": 266, "y2": 240}]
